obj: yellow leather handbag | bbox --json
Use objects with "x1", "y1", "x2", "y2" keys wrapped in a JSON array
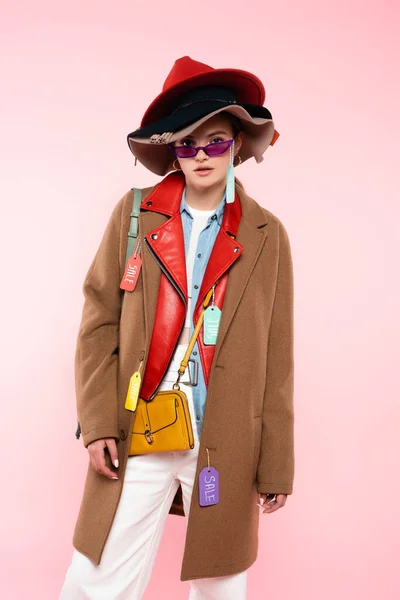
[{"x1": 129, "y1": 288, "x2": 214, "y2": 456}]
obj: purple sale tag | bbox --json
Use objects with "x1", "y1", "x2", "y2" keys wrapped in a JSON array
[{"x1": 199, "y1": 466, "x2": 219, "y2": 506}]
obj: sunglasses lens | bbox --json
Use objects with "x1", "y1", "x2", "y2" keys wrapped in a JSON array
[
  {"x1": 206, "y1": 140, "x2": 233, "y2": 156},
  {"x1": 174, "y1": 146, "x2": 197, "y2": 158},
  {"x1": 172, "y1": 138, "x2": 233, "y2": 158}
]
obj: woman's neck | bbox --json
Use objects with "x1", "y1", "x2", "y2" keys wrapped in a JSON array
[{"x1": 185, "y1": 180, "x2": 226, "y2": 211}]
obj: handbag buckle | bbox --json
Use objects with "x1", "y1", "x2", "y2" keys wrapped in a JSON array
[
  {"x1": 144, "y1": 429, "x2": 154, "y2": 444},
  {"x1": 179, "y1": 359, "x2": 198, "y2": 386}
]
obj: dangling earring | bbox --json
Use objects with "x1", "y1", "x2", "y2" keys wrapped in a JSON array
[
  {"x1": 225, "y1": 139, "x2": 235, "y2": 204},
  {"x1": 173, "y1": 158, "x2": 181, "y2": 171}
]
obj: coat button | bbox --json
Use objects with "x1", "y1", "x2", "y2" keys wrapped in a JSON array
[
  {"x1": 119, "y1": 429, "x2": 127, "y2": 440},
  {"x1": 233, "y1": 246, "x2": 239, "y2": 252},
  {"x1": 151, "y1": 233, "x2": 158, "y2": 240},
  {"x1": 146, "y1": 201, "x2": 152, "y2": 206}
]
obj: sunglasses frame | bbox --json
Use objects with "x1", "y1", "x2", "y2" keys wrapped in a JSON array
[{"x1": 168, "y1": 138, "x2": 234, "y2": 159}]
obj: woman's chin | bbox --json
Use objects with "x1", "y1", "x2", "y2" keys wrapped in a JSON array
[{"x1": 187, "y1": 172, "x2": 224, "y2": 190}]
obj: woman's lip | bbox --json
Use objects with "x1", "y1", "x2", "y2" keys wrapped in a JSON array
[
  {"x1": 195, "y1": 167, "x2": 213, "y2": 172},
  {"x1": 195, "y1": 168, "x2": 213, "y2": 176}
]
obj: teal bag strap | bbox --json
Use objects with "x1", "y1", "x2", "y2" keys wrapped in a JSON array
[
  {"x1": 75, "y1": 187, "x2": 142, "y2": 441},
  {"x1": 125, "y1": 187, "x2": 142, "y2": 266}
]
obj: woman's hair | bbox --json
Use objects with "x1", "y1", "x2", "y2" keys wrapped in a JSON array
[{"x1": 221, "y1": 112, "x2": 242, "y2": 138}]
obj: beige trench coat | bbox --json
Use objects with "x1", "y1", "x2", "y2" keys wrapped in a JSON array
[{"x1": 72, "y1": 178, "x2": 295, "y2": 581}]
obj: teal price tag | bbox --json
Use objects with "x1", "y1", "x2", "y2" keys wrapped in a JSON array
[{"x1": 203, "y1": 306, "x2": 221, "y2": 345}]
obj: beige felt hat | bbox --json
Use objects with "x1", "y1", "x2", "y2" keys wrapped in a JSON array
[{"x1": 128, "y1": 104, "x2": 279, "y2": 176}]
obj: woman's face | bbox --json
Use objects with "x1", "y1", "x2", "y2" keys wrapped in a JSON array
[{"x1": 173, "y1": 114, "x2": 243, "y2": 192}]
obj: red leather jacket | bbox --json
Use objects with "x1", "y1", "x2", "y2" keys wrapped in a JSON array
[{"x1": 139, "y1": 172, "x2": 243, "y2": 400}]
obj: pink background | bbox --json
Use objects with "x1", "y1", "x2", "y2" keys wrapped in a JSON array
[{"x1": 1, "y1": 1, "x2": 399, "y2": 598}]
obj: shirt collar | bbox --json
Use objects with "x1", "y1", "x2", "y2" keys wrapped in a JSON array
[{"x1": 180, "y1": 187, "x2": 226, "y2": 226}]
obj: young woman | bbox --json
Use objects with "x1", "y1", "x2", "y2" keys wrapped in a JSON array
[{"x1": 60, "y1": 56, "x2": 295, "y2": 600}]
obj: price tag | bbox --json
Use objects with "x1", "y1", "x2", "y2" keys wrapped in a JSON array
[
  {"x1": 120, "y1": 254, "x2": 142, "y2": 292},
  {"x1": 199, "y1": 466, "x2": 219, "y2": 506},
  {"x1": 125, "y1": 371, "x2": 141, "y2": 411},
  {"x1": 199, "y1": 448, "x2": 219, "y2": 506},
  {"x1": 203, "y1": 306, "x2": 221, "y2": 345}
]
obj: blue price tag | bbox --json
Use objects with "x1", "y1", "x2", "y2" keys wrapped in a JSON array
[{"x1": 203, "y1": 306, "x2": 221, "y2": 345}]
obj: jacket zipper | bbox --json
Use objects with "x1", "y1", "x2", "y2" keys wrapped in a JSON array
[
  {"x1": 144, "y1": 236, "x2": 187, "y2": 399},
  {"x1": 144, "y1": 237, "x2": 186, "y2": 305}
]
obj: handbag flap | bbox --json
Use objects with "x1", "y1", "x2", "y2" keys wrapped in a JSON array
[{"x1": 132, "y1": 392, "x2": 180, "y2": 435}]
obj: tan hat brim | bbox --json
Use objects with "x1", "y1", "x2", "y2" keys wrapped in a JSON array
[{"x1": 127, "y1": 105, "x2": 277, "y2": 176}]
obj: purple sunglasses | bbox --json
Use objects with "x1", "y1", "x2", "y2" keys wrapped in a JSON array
[{"x1": 168, "y1": 138, "x2": 234, "y2": 159}]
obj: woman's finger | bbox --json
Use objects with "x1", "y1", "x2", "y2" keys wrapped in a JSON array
[
  {"x1": 257, "y1": 494, "x2": 286, "y2": 513},
  {"x1": 105, "y1": 438, "x2": 119, "y2": 469},
  {"x1": 264, "y1": 494, "x2": 285, "y2": 513},
  {"x1": 88, "y1": 441, "x2": 102, "y2": 473},
  {"x1": 87, "y1": 439, "x2": 118, "y2": 479},
  {"x1": 90, "y1": 453, "x2": 98, "y2": 473},
  {"x1": 95, "y1": 446, "x2": 118, "y2": 480}
]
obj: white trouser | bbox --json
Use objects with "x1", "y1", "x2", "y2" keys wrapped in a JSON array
[{"x1": 59, "y1": 350, "x2": 248, "y2": 600}]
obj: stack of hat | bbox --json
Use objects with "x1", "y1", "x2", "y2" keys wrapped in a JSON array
[{"x1": 127, "y1": 56, "x2": 279, "y2": 176}]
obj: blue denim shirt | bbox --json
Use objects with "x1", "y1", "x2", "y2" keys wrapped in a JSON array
[{"x1": 180, "y1": 187, "x2": 226, "y2": 439}]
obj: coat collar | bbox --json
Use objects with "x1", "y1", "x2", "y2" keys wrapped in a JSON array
[{"x1": 140, "y1": 170, "x2": 268, "y2": 229}]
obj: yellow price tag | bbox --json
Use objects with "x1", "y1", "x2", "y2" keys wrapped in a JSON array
[{"x1": 125, "y1": 371, "x2": 141, "y2": 411}]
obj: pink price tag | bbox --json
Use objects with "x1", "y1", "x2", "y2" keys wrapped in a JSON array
[{"x1": 120, "y1": 254, "x2": 142, "y2": 291}]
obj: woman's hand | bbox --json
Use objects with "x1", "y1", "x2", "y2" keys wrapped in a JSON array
[
  {"x1": 87, "y1": 438, "x2": 119, "y2": 480},
  {"x1": 257, "y1": 493, "x2": 287, "y2": 514}
]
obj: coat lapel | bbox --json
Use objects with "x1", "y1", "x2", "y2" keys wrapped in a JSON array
[
  {"x1": 211, "y1": 185, "x2": 269, "y2": 364},
  {"x1": 140, "y1": 171, "x2": 188, "y2": 304}
]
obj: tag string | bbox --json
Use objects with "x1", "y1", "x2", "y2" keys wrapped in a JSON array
[
  {"x1": 134, "y1": 239, "x2": 141, "y2": 258},
  {"x1": 206, "y1": 447, "x2": 210, "y2": 472}
]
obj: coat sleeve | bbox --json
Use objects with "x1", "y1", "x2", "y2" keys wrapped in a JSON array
[
  {"x1": 75, "y1": 196, "x2": 125, "y2": 448},
  {"x1": 256, "y1": 220, "x2": 295, "y2": 495}
]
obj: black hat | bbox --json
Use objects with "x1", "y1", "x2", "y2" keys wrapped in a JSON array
[{"x1": 128, "y1": 85, "x2": 273, "y2": 139}]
